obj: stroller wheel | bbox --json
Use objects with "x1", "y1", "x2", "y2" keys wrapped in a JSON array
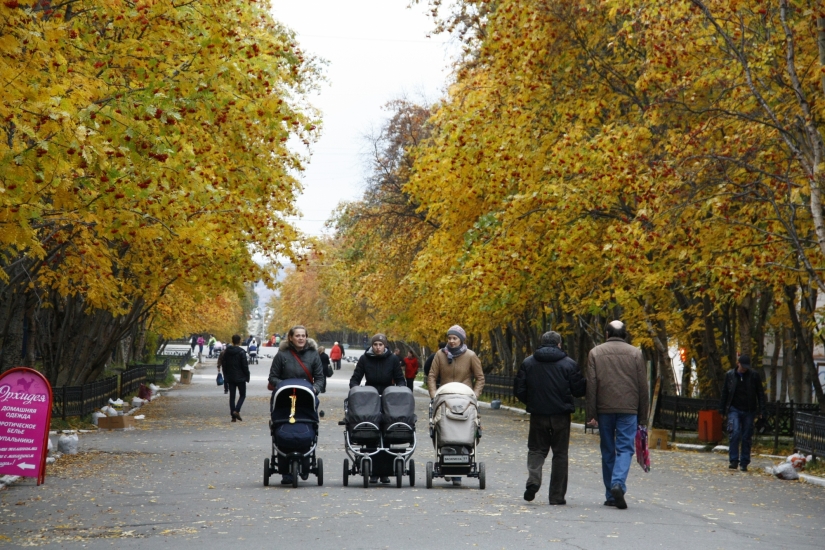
[
  {"x1": 362, "y1": 461, "x2": 370, "y2": 488},
  {"x1": 343, "y1": 459, "x2": 349, "y2": 487},
  {"x1": 426, "y1": 461, "x2": 433, "y2": 489},
  {"x1": 409, "y1": 459, "x2": 415, "y2": 487},
  {"x1": 317, "y1": 458, "x2": 324, "y2": 486},
  {"x1": 263, "y1": 458, "x2": 270, "y2": 487},
  {"x1": 478, "y1": 462, "x2": 486, "y2": 490},
  {"x1": 395, "y1": 460, "x2": 403, "y2": 488},
  {"x1": 290, "y1": 460, "x2": 299, "y2": 488}
]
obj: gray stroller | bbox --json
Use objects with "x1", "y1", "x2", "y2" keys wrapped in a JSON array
[{"x1": 426, "y1": 382, "x2": 485, "y2": 489}]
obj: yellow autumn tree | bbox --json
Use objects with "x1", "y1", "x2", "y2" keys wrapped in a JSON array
[{"x1": 0, "y1": 0, "x2": 321, "y2": 384}]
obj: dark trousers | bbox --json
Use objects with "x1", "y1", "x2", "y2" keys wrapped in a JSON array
[
  {"x1": 406, "y1": 378, "x2": 415, "y2": 390},
  {"x1": 728, "y1": 406, "x2": 755, "y2": 466},
  {"x1": 334, "y1": 359, "x2": 341, "y2": 370},
  {"x1": 228, "y1": 381, "x2": 246, "y2": 413},
  {"x1": 526, "y1": 413, "x2": 570, "y2": 502}
]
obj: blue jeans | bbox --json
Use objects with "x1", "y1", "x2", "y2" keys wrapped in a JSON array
[
  {"x1": 727, "y1": 406, "x2": 755, "y2": 466},
  {"x1": 598, "y1": 413, "x2": 637, "y2": 500}
]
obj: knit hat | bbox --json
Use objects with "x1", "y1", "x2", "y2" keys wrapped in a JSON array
[
  {"x1": 371, "y1": 333, "x2": 388, "y2": 347},
  {"x1": 446, "y1": 325, "x2": 466, "y2": 344}
]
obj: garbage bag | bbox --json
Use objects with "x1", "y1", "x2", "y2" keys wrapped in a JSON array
[
  {"x1": 91, "y1": 411, "x2": 107, "y2": 425},
  {"x1": 58, "y1": 434, "x2": 79, "y2": 455},
  {"x1": 773, "y1": 462, "x2": 799, "y2": 480}
]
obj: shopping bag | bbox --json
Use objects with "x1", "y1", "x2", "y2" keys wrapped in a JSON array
[
  {"x1": 217, "y1": 372, "x2": 224, "y2": 386},
  {"x1": 635, "y1": 426, "x2": 650, "y2": 472}
]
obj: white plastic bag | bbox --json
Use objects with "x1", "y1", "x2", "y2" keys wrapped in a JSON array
[
  {"x1": 131, "y1": 397, "x2": 144, "y2": 408},
  {"x1": 57, "y1": 434, "x2": 79, "y2": 455},
  {"x1": 108, "y1": 398, "x2": 124, "y2": 408},
  {"x1": 149, "y1": 383, "x2": 160, "y2": 392},
  {"x1": 92, "y1": 411, "x2": 107, "y2": 425},
  {"x1": 773, "y1": 461, "x2": 799, "y2": 480},
  {"x1": 134, "y1": 415, "x2": 145, "y2": 420}
]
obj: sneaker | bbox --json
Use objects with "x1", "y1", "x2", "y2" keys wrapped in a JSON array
[
  {"x1": 280, "y1": 475, "x2": 293, "y2": 485},
  {"x1": 610, "y1": 484, "x2": 627, "y2": 509},
  {"x1": 523, "y1": 484, "x2": 539, "y2": 502},
  {"x1": 380, "y1": 477, "x2": 390, "y2": 484},
  {"x1": 603, "y1": 500, "x2": 617, "y2": 507},
  {"x1": 548, "y1": 499, "x2": 566, "y2": 505},
  {"x1": 740, "y1": 465, "x2": 748, "y2": 472},
  {"x1": 728, "y1": 462, "x2": 739, "y2": 470}
]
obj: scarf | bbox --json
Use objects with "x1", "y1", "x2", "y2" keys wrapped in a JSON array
[{"x1": 441, "y1": 344, "x2": 467, "y2": 364}]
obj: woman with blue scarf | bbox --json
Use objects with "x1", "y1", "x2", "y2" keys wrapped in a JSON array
[{"x1": 426, "y1": 325, "x2": 485, "y2": 399}]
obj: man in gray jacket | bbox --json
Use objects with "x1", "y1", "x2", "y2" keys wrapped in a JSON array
[{"x1": 586, "y1": 321, "x2": 648, "y2": 509}]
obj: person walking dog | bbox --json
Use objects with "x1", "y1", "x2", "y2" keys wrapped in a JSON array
[
  {"x1": 514, "y1": 331, "x2": 586, "y2": 505},
  {"x1": 586, "y1": 321, "x2": 648, "y2": 510},
  {"x1": 720, "y1": 354, "x2": 766, "y2": 472}
]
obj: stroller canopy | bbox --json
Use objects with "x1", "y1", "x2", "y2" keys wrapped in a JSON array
[
  {"x1": 273, "y1": 379, "x2": 318, "y2": 425},
  {"x1": 381, "y1": 386, "x2": 416, "y2": 428},
  {"x1": 434, "y1": 382, "x2": 476, "y2": 398},
  {"x1": 346, "y1": 386, "x2": 382, "y2": 428}
]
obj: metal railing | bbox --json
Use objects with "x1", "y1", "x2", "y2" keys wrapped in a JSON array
[
  {"x1": 794, "y1": 412, "x2": 825, "y2": 459},
  {"x1": 52, "y1": 357, "x2": 179, "y2": 419}
]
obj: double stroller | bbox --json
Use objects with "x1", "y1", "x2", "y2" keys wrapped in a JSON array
[
  {"x1": 426, "y1": 382, "x2": 485, "y2": 489},
  {"x1": 341, "y1": 385, "x2": 417, "y2": 488},
  {"x1": 263, "y1": 379, "x2": 323, "y2": 488}
]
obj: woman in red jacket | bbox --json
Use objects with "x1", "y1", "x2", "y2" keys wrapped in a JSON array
[
  {"x1": 403, "y1": 350, "x2": 419, "y2": 391},
  {"x1": 330, "y1": 341, "x2": 343, "y2": 370}
]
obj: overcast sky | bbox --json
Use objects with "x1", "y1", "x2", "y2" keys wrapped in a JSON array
[{"x1": 270, "y1": 0, "x2": 454, "y2": 239}]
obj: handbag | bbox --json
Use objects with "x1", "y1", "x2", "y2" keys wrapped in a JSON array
[
  {"x1": 216, "y1": 372, "x2": 224, "y2": 386},
  {"x1": 324, "y1": 362, "x2": 333, "y2": 378}
]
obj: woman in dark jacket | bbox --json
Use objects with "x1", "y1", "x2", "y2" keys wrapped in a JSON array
[
  {"x1": 267, "y1": 325, "x2": 324, "y2": 485},
  {"x1": 267, "y1": 325, "x2": 325, "y2": 395},
  {"x1": 349, "y1": 333, "x2": 405, "y2": 484},
  {"x1": 349, "y1": 333, "x2": 405, "y2": 395}
]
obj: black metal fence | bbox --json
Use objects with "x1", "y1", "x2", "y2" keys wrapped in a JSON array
[
  {"x1": 52, "y1": 358, "x2": 176, "y2": 419},
  {"x1": 794, "y1": 412, "x2": 825, "y2": 459},
  {"x1": 653, "y1": 393, "x2": 820, "y2": 437}
]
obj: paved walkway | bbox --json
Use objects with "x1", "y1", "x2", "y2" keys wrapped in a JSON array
[{"x1": 1, "y1": 356, "x2": 823, "y2": 548}]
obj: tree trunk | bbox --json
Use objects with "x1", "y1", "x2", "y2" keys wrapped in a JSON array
[{"x1": 768, "y1": 329, "x2": 782, "y2": 402}]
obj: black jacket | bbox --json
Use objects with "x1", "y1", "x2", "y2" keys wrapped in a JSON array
[
  {"x1": 221, "y1": 345, "x2": 250, "y2": 384},
  {"x1": 720, "y1": 368, "x2": 766, "y2": 415},
  {"x1": 514, "y1": 345, "x2": 586, "y2": 415},
  {"x1": 350, "y1": 349, "x2": 405, "y2": 395},
  {"x1": 268, "y1": 339, "x2": 325, "y2": 394}
]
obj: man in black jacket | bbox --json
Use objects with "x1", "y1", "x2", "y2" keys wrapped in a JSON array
[
  {"x1": 719, "y1": 355, "x2": 766, "y2": 472},
  {"x1": 514, "y1": 331, "x2": 586, "y2": 505},
  {"x1": 221, "y1": 334, "x2": 250, "y2": 422}
]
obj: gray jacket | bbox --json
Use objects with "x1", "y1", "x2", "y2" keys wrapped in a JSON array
[
  {"x1": 268, "y1": 338, "x2": 324, "y2": 395},
  {"x1": 585, "y1": 337, "x2": 649, "y2": 424}
]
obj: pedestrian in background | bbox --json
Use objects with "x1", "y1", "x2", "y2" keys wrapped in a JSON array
[
  {"x1": 720, "y1": 355, "x2": 766, "y2": 472},
  {"x1": 217, "y1": 342, "x2": 228, "y2": 394},
  {"x1": 318, "y1": 346, "x2": 332, "y2": 393},
  {"x1": 330, "y1": 341, "x2": 343, "y2": 370},
  {"x1": 586, "y1": 321, "x2": 648, "y2": 510},
  {"x1": 190, "y1": 334, "x2": 197, "y2": 354},
  {"x1": 222, "y1": 334, "x2": 250, "y2": 422},
  {"x1": 514, "y1": 331, "x2": 586, "y2": 505},
  {"x1": 403, "y1": 350, "x2": 419, "y2": 391},
  {"x1": 197, "y1": 335, "x2": 205, "y2": 357},
  {"x1": 207, "y1": 335, "x2": 216, "y2": 357}
]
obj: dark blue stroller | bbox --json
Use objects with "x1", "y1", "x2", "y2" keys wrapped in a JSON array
[{"x1": 264, "y1": 379, "x2": 323, "y2": 488}]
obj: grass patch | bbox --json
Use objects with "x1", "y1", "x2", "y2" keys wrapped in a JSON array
[
  {"x1": 50, "y1": 415, "x2": 96, "y2": 431},
  {"x1": 805, "y1": 459, "x2": 825, "y2": 476}
]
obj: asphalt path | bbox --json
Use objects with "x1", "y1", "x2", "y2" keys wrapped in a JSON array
[{"x1": 1, "y1": 354, "x2": 824, "y2": 549}]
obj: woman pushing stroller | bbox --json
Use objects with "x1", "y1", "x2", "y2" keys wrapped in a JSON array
[
  {"x1": 268, "y1": 325, "x2": 325, "y2": 485},
  {"x1": 349, "y1": 333, "x2": 405, "y2": 483}
]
